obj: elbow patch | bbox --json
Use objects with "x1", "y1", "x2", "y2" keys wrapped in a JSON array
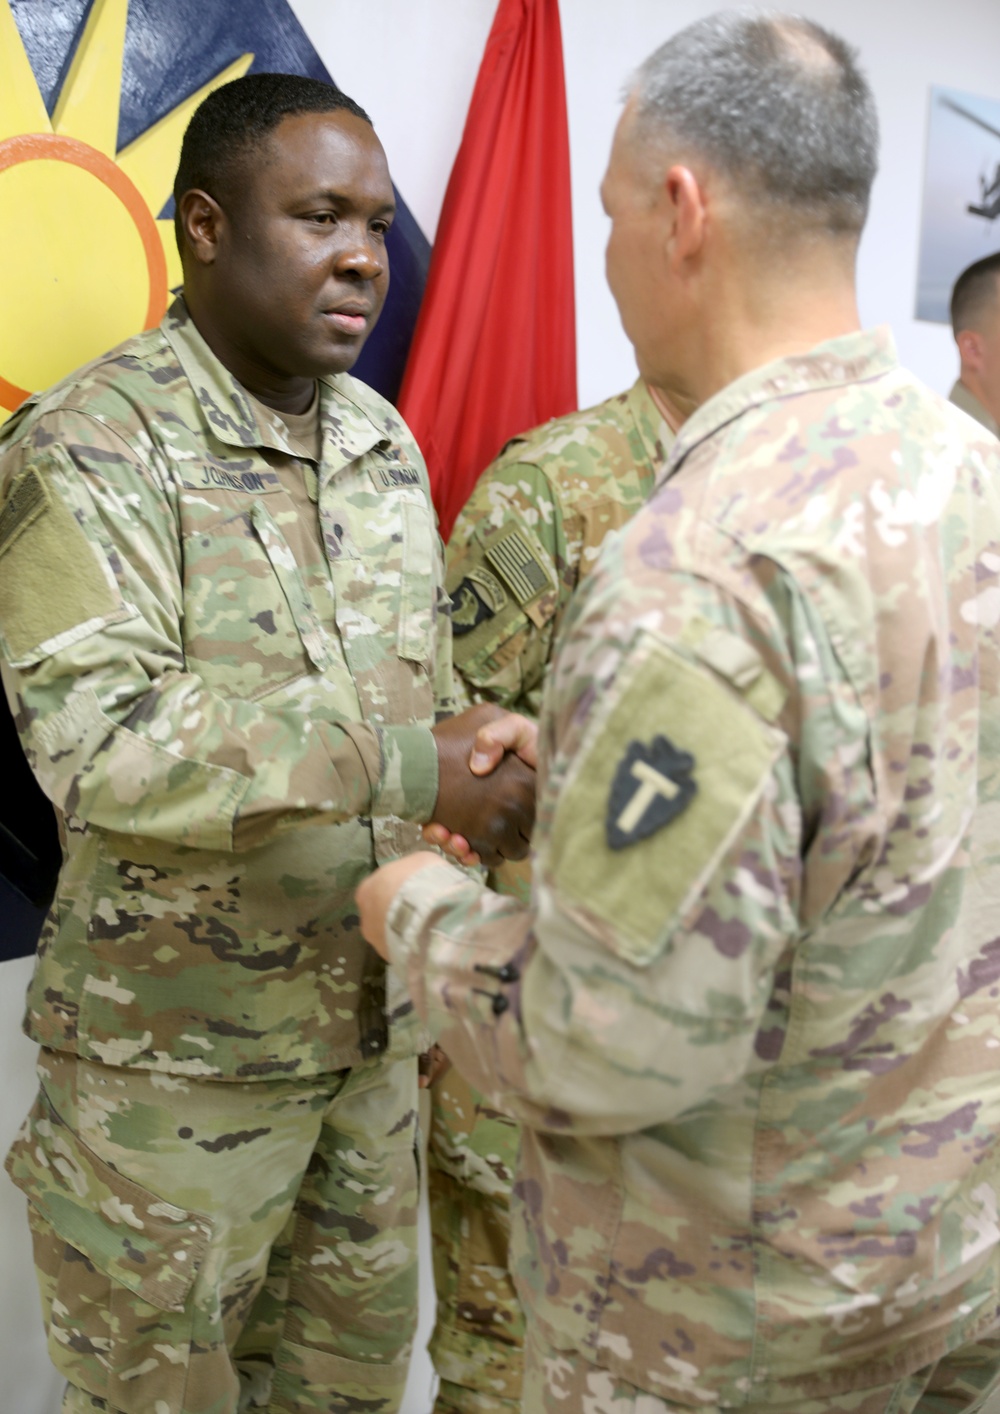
[
  {"x1": 0, "y1": 468, "x2": 132, "y2": 667},
  {"x1": 544, "y1": 629, "x2": 786, "y2": 968}
]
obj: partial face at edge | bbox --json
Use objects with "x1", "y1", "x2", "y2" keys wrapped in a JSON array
[
  {"x1": 970, "y1": 285, "x2": 1000, "y2": 426},
  {"x1": 601, "y1": 103, "x2": 677, "y2": 390},
  {"x1": 204, "y1": 109, "x2": 395, "y2": 383}
]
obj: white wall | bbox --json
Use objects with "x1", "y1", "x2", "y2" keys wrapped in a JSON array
[{"x1": 291, "y1": 0, "x2": 1000, "y2": 408}]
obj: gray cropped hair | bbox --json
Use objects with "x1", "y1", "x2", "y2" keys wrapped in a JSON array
[{"x1": 628, "y1": 11, "x2": 879, "y2": 237}]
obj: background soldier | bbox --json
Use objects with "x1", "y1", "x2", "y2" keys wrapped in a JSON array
[
  {"x1": 361, "y1": 13, "x2": 1000, "y2": 1414},
  {"x1": 428, "y1": 380, "x2": 680, "y2": 1413},
  {"x1": 950, "y1": 251, "x2": 1000, "y2": 436},
  {"x1": 0, "y1": 73, "x2": 532, "y2": 1414}
]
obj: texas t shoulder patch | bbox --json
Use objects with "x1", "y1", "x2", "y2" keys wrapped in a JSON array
[
  {"x1": 545, "y1": 628, "x2": 784, "y2": 967},
  {"x1": 607, "y1": 735, "x2": 696, "y2": 849}
]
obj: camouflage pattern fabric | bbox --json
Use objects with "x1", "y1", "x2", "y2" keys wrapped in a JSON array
[
  {"x1": 0, "y1": 295, "x2": 452, "y2": 1078},
  {"x1": 7, "y1": 1047, "x2": 420, "y2": 1412},
  {"x1": 0, "y1": 296, "x2": 453, "y2": 1409},
  {"x1": 428, "y1": 1066, "x2": 524, "y2": 1413},
  {"x1": 446, "y1": 379, "x2": 674, "y2": 717},
  {"x1": 429, "y1": 382, "x2": 675, "y2": 1411},
  {"x1": 521, "y1": 1327, "x2": 1000, "y2": 1413},
  {"x1": 385, "y1": 328, "x2": 1000, "y2": 1405}
]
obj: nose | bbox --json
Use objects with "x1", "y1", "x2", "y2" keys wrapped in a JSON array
[{"x1": 336, "y1": 230, "x2": 385, "y2": 282}]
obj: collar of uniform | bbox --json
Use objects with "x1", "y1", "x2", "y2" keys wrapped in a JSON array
[
  {"x1": 626, "y1": 378, "x2": 677, "y2": 481},
  {"x1": 315, "y1": 373, "x2": 394, "y2": 482},
  {"x1": 949, "y1": 379, "x2": 1000, "y2": 437},
  {"x1": 161, "y1": 295, "x2": 389, "y2": 466},
  {"x1": 654, "y1": 326, "x2": 898, "y2": 491}
]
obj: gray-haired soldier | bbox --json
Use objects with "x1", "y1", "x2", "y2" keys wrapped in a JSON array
[{"x1": 360, "y1": 13, "x2": 1000, "y2": 1414}]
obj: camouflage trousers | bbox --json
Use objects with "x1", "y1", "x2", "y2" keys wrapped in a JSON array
[
  {"x1": 427, "y1": 1065, "x2": 524, "y2": 1414},
  {"x1": 6, "y1": 1047, "x2": 421, "y2": 1413},
  {"x1": 523, "y1": 1326, "x2": 1000, "y2": 1413}
]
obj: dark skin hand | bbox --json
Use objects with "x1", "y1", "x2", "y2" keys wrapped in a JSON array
[
  {"x1": 417, "y1": 1043, "x2": 451, "y2": 1089},
  {"x1": 430, "y1": 703, "x2": 535, "y2": 868}
]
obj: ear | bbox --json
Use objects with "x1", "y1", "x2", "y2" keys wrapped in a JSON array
[
  {"x1": 663, "y1": 165, "x2": 707, "y2": 268},
  {"x1": 178, "y1": 189, "x2": 225, "y2": 267},
  {"x1": 957, "y1": 328, "x2": 985, "y2": 372}
]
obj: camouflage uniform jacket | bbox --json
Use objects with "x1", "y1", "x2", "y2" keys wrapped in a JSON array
[
  {"x1": 0, "y1": 298, "x2": 451, "y2": 1079},
  {"x1": 384, "y1": 328, "x2": 1000, "y2": 1404},
  {"x1": 446, "y1": 379, "x2": 674, "y2": 715}
]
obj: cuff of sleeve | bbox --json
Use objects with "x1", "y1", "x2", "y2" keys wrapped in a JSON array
[
  {"x1": 372, "y1": 724, "x2": 439, "y2": 822},
  {"x1": 385, "y1": 859, "x2": 479, "y2": 1021}
]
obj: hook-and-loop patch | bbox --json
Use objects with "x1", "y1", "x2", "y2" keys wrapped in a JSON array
[{"x1": 545, "y1": 628, "x2": 785, "y2": 967}]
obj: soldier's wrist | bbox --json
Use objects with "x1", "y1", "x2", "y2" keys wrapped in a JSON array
[{"x1": 373, "y1": 724, "x2": 439, "y2": 822}]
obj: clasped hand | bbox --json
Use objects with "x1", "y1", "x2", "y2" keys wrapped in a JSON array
[{"x1": 428, "y1": 705, "x2": 539, "y2": 868}]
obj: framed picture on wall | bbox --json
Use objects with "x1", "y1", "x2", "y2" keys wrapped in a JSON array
[{"x1": 915, "y1": 84, "x2": 1000, "y2": 324}]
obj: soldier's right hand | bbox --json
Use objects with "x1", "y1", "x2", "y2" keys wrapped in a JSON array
[
  {"x1": 469, "y1": 712, "x2": 538, "y2": 772},
  {"x1": 424, "y1": 712, "x2": 540, "y2": 865},
  {"x1": 430, "y1": 704, "x2": 536, "y2": 867}
]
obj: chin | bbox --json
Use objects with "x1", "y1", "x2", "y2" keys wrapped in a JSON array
[
  {"x1": 320, "y1": 341, "x2": 369, "y2": 379},
  {"x1": 289, "y1": 350, "x2": 358, "y2": 382}
]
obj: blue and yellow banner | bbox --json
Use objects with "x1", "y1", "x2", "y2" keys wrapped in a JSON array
[{"x1": 0, "y1": 0, "x2": 429, "y2": 424}]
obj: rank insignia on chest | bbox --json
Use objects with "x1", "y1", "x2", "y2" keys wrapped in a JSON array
[
  {"x1": 450, "y1": 566, "x2": 508, "y2": 636},
  {"x1": 607, "y1": 734, "x2": 697, "y2": 850}
]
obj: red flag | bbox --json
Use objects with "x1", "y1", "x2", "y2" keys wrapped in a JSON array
[{"x1": 397, "y1": 0, "x2": 577, "y2": 540}]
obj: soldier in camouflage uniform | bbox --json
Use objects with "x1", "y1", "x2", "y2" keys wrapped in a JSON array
[
  {"x1": 446, "y1": 381, "x2": 678, "y2": 716},
  {"x1": 428, "y1": 381, "x2": 678, "y2": 1413},
  {"x1": 949, "y1": 253, "x2": 1000, "y2": 438},
  {"x1": 0, "y1": 75, "x2": 533, "y2": 1414},
  {"x1": 361, "y1": 14, "x2": 1000, "y2": 1413}
]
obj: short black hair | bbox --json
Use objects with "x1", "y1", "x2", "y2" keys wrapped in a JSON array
[
  {"x1": 951, "y1": 252, "x2": 1000, "y2": 336},
  {"x1": 173, "y1": 72, "x2": 372, "y2": 253}
]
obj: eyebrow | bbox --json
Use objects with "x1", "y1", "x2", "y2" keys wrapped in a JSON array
[{"x1": 301, "y1": 189, "x2": 397, "y2": 216}]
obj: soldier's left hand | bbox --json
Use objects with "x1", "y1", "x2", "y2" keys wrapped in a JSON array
[{"x1": 357, "y1": 851, "x2": 447, "y2": 959}]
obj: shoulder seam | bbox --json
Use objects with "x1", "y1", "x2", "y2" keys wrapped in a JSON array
[{"x1": 30, "y1": 407, "x2": 161, "y2": 487}]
